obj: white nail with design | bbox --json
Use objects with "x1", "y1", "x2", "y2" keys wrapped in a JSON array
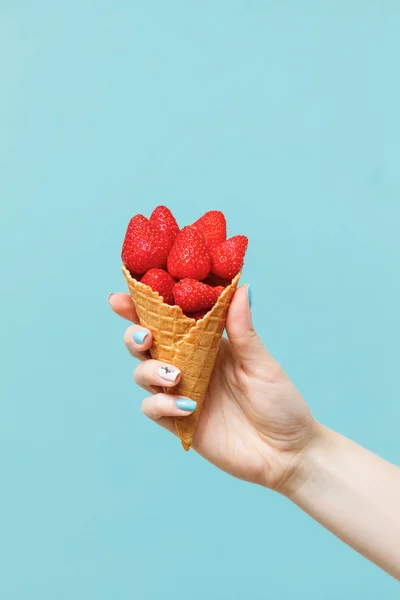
[{"x1": 158, "y1": 365, "x2": 180, "y2": 382}]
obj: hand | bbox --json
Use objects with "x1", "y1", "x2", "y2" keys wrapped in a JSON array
[{"x1": 108, "y1": 285, "x2": 317, "y2": 493}]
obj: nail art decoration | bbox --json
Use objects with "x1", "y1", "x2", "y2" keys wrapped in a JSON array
[{"x1": 158, "y1": 365, "x2": 180, "y2": 382}]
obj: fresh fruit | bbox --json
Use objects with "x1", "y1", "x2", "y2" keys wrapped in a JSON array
[
  {"x1": 183, "y1": 309, "x2": 208, "y2": 321},
  {"x1": 141, "y1": 268, "x2": 176, "y2": 305},
  {"x1": 122, "y1": 214, "x2": 171, "y2": 274},
  {"x1": 150, "y1": 205, "x2": 179, "y2": 247},
  {"x1": 173, "y1": 279, "x2": 224, "y2": 312},
  {"x1": 167, "y1": 226, "x2": 211, "y2": 280},
  {"x1": 192, "y1": 210, "x2": 226, "y2": 249},
  {"x1": 210, "y1": 235, "x2": 248, "y2": 279}
]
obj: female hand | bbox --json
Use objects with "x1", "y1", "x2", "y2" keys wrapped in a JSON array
[
  {"x1": 109, "y1": 286, "x2": 400, "y2": 579},
  {"x1": 108, "y1": 285, "x2": 316, "y2": 494}
]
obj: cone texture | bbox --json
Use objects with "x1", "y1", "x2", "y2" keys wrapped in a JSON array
[{"x1": 122, "y1": 265, "x2": 241, "y2": 450}]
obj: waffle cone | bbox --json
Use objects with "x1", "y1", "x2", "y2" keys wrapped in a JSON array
[{"x1": 122, "y1": 265, "x2": 241, "y2": 450}]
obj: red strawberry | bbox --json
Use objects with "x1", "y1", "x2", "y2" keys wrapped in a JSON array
[
  {"x1": 150, "y1": 205, "x2": 179, "y2": 247},
  {"x1": 192, "y1": 210, "x2": 226, "y2": 249},
  {"x1": 210, "y1": 235, "x2": 248, "y2": 279},
  {"x1": 173, "y1": 279, "x2": 224, "y2": 312},
  {"x1": 121, "y1": 214, "x2": 171, "y2": 274},
  {"x1": 167, "y1": 226, "x2": 211, "y2": 280},
  {"x1": 141, "y1": 268, "x2": 176, "y2": 305}
]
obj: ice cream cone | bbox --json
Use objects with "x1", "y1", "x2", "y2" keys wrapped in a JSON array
[{"x1": 122, "y1": 265, "x2": 241, "y2": 450}]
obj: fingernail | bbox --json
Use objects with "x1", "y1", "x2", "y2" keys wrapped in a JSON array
[
  {"x1": 133, "y1": 329, "x2": 149, "y2": 344},
  {"x1": 247, "y1": 285, "x2": 252, "y2": 309},
  {"x1": 176, "y1": 398, "x2": 197, "y2": 411},
  {"x1": 107, "y1": 293, "x2": 115, "y2": 304},
  {"x1": 158, "y1": 365, "x2": 180, "y2": 382}
]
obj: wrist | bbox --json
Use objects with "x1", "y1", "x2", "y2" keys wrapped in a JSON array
[{"x1": 276, "y1": 422, "x2": 337, "y2": 499}]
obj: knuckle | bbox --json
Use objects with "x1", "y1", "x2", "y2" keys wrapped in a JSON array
[
  {"x1": 141, "y1": 394, "x2": 166, "y2": 420},
  {"x1": 153, "y1": 395, "x2": 165, "y2": 414},
  {"x1": 248, "y1": 327, "x2": 259, "y2": 342},
  {"x1": 124, "y1": 325, "x2": 135, "y2": 345},
  {"x1": 132, "y1": 365, "x2": 141, "y2": 384},
  {"x1": 141, "y1": 397, "x2": 150, "y2": 416}
]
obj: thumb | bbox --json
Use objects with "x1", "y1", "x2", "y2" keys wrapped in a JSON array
[{"x1": 226, "y1": 284, "x2": 274, "y2": 371}]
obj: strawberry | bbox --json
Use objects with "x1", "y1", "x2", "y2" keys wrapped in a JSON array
[
  {"x1": 150, "y1": 205, "x2": 179, "y2": 247},
  {"x1": 183, "y1": 309, "x2": 208, "y2": 321},
  {"x1": 121, "y1": 214, "x2": 171, "y2": 274},
  {"x1": 210, "y1": 235, "x2": 248, "y2": 279},
  {"x1": 192, "y1": 210, "x2": 226, "y2": 249},
  {"x1": 141, "y1": 268, "x2": 176, "y2": 305},
  {"x1": 173, "y1": 279, "x2": 224, "y2": 312},
  {"x1": 167, "y1": 226, "x2": 211, "y2": 280}
]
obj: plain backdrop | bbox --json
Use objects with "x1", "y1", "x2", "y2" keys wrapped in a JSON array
[{"x1": 1, "y1": 1, "x2": 399, "y2": 598}]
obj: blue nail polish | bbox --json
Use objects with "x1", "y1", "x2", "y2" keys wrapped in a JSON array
[
  {"x1": 133, "y1": 329, "x2": 149, "y2": 344},
  {"x1": 176, "y1": 398, "x2": 197, "y2": 411},
  {"x1": 247, "y1": 285, "x2": 252, "y2": 309}
]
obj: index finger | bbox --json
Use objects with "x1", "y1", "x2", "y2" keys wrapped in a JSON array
[{"x1": 108, "y1": 292, "x2": 139, "y2": 323}]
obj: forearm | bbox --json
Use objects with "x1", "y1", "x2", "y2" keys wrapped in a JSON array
[{"x1": 286, "y1": 424, "x2": 400, "y2": 579}]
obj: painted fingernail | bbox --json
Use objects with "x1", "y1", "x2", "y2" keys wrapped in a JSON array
[
  {"x1": 107, "y1": 293, "x2": 115, "y2": 304},
  {"x1": 246, "y1": 284, "x2": 252, "y2": 309},
  {"x1": 133, "y1": 329, "x2": 149, "y2": 344},
  {"x1": 176, "y1": 398, "x2": 197, "y2": 411},
  {"x1": 158, "y1": 365, "x2": 180, "y2": 382}
]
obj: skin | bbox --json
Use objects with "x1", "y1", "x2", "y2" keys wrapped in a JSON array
[{"x1": 109, "y1": 285, "x2": 400, "y2": 580}]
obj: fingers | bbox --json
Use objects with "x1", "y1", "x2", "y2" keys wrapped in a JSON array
[
  {"x1": 110, "y1": 292, "x2": 197, "y2": 442},
  {"x1": 108, "y1": 292, "x2": 139, "y2": 323},
  {"x1": 142, "y1": 393, "x2": 197, "y2": 424},
  {"x1": 124, "y1": 324, "x2": 153, "y2": 359},
  {"x1": 111, "y1": 292, "x2": 196, "y2": 441},
  {"x1": 133, "y1": 360, "x2": 181, "y2": 389}
]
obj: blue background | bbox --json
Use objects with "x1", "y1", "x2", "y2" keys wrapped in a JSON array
[{"x1": 1, "y1": 1, "x2": 399, "y2": 598}]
